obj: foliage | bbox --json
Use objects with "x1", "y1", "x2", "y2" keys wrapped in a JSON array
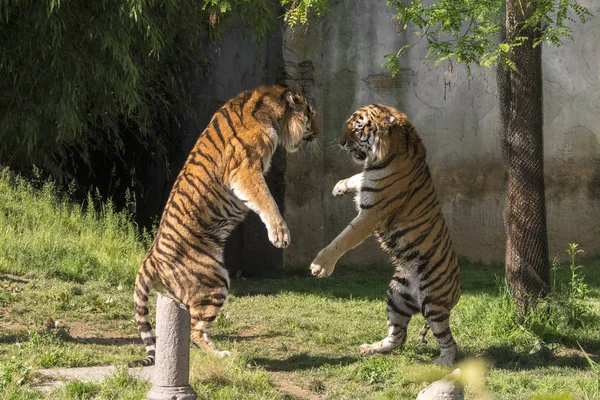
[
  {"x1": 382, "y1": 0, "x2": 592, "y2": 75},
  {"x1": 281, "y1": 0, "x2": 330, "y2": 26},
  {"x1": 0, "y1": 0, "x2": 194, "y2": 179},
  {"x1": 0, "y1": 0, "x2": 322, "y2": 183}
]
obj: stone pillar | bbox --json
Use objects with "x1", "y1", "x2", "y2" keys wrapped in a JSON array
[{"x1": 146, "y1": 294, "x2": 197, "y2": 400}]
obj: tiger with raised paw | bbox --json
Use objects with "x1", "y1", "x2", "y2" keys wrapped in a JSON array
[
  {"x1": 310, "y1": 104, "x2": 460, "y2": 366},
  {"x1": 132, "y1": 85, "x2": 318, "y2": 366}
]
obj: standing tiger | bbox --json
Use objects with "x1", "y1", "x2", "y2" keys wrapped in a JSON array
[
  {"x1": 132, "y1": 85, "x2": 318, "y2": 366},
  {"x1": 310, "y1": 104, "x2": 460, "y2": 365}
]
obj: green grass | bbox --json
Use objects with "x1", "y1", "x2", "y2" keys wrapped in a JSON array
[
  {"x1": 0, "y1": 169, "x2": 148, "y2": 285},
  {"x1": 1, "y1": 170, "x2": 600, "y2": 399}
]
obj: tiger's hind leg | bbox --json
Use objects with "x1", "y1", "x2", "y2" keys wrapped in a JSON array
[
  {"x1": 423, "y1": 305, "x2": 456, "y2": 366},
  {"x1": 188, "y1": 286, "x2": 231, "y2": 358},
  {"x1": 359, "y1": 284, "x2": 417, "y2": 354}
]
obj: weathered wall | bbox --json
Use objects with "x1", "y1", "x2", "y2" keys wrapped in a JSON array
[
  {"x1": 281, "y1": 0, "x2": 600, "y2": 266},
  {"x1": 543, "y1": 0, "x2": 600, "y2": 262}
]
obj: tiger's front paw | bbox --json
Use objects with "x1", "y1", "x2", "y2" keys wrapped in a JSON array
[
  {"x1": 267, "y1": 219, "x2": 290, "y2": 248},
  {"x1": 310, "y1": 253, "x2": 336, "y2": 278},
  {"x1": 332, "y1": 179, "x2": 349, "y2": 196}
]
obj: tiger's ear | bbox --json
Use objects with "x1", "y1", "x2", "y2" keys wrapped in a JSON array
[
  {"x1": 383, "y1": 115, "x2": 396, "y2": 126},
  {"x1": 285, "y1": 90, "x2": 306, "y2": 110},
  {"x1": 381, "y1": 115, "x2": 397, "y2": 135}
]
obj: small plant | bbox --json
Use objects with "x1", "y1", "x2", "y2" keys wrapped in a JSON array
[
  {"x1": 547, "y1": 243, "x2": 590, "y2": 329},
  {"x1": 566, "y1": 243, "x2": 588, "y2": 301},
  {"x1": 0, "y1": 357, "x2": 31, "y2": 389},
  {"x1": 52, "y1": 290, "x2": 72, "y2": 312},
  {"x1": 40, "y1": 348, "x2": 67, "y2": 368}
]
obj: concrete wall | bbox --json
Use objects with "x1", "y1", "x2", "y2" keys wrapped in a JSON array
[{"x1": 281, "y1": 0, "x2": 600, "y2": 266}]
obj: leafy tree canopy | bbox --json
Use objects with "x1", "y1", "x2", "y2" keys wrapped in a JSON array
[{"x1": 382, "y1": 0, "x2": 591, "y2": 75}]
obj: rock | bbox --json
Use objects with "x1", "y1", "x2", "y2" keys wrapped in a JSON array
[{"x1": 416, "y1": 369, "x2": 464, "y2": 400}]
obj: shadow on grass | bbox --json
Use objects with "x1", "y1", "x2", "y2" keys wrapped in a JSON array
[
  {"x1": 231, "y1": 261, "x2": 507, "y2": 300},
  {"x1": 230, "y1": 264, "x2": 390, "y2": 301},
  {"x1": 218, "y1": 333, "x2": 279, "y2": 342},
  {"x1": 0, "y1": 329, "x2": 141, "y2": 347},
  {"x1": 482, "y1": 343, "x2": 600, "y2": 371},
  {"x1": 232, "y1": 257, "x2": 600, "y2": 301},
  {"x1": 0, "y1": 332, "x2": 29, "y2": 344},
  {"x1": 67, "y1": 336, "x2": 141, "y2": 346},
  {"x1": 252, "y1": 354, "x2": 359, "y2": 372}
]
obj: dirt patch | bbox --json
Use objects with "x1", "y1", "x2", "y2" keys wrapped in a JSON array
[
  {"x1": 66, "y1": 321, "x2": 135, "y2": 340},
  {"x1": 0, "y1": 318, "x2": 139, "y2": 346},
  {"x1": 0, "y1": 274, "x2": 31, "y2": 328},
  {"x1": 554, "y1": 347, "x2": 596, "y2": 360},
  {"x1": 268, "y1": 371, "x2": 323, "y2": 400},
  {"x1": 0, "y1": 274, "x2": 31, "y2": 284},
  {"x1": 43, "y1": 321, "x2": 140, "y2": 346},
  {"x1": 0, "y1": 320, "x2": 28, "y2": 331},
  {"x1": 226, "y1": 325, "x2": 279, "y2": 343},
  {"x1": 233, "y1": 324, "x2": 263, "y2": 338}
]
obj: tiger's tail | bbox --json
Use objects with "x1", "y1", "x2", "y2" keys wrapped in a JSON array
[{"x1": 131, "y1": 264, "x2": 155, "y2": 367}]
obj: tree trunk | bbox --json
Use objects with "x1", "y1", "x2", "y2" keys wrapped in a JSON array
[{"x1": 499, "y1": 0, "x2": 550, "y2": 314}]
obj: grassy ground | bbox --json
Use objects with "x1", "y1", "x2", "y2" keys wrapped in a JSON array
[{"x1": 1, "y1": 170, "x2": 600, "y2": 399}]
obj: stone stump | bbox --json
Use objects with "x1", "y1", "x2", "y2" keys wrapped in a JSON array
[
  {"x1": 146, "y1": 294, "x2": 197, "y2": 400},
  {"x1": 416, "y1": 368, "x2": 464, "y2": 400}
]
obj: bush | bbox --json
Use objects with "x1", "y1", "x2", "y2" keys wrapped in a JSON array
[{"x1": 497, "y1": 243, "x2": 595, "y2": 346}]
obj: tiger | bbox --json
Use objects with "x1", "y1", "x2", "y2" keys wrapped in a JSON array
[
  {"x1": 132, "y1": 85, "x2": 319, "y2": 366},
  {"x1": 309, "y1": 104, "x2": 461, "y2": 366}
]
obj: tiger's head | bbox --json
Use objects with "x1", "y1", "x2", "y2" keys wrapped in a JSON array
[
  {"x1": 339, "y1": 104, "x2": 414, "y2": 165},
  {"x1": 279, "y1": 89, "x2": 319, "y2": 153}
]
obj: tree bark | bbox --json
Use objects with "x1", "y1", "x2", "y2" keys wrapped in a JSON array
[{"x1": 499, "y1": 0, "x2": 550, "y2": 314}]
